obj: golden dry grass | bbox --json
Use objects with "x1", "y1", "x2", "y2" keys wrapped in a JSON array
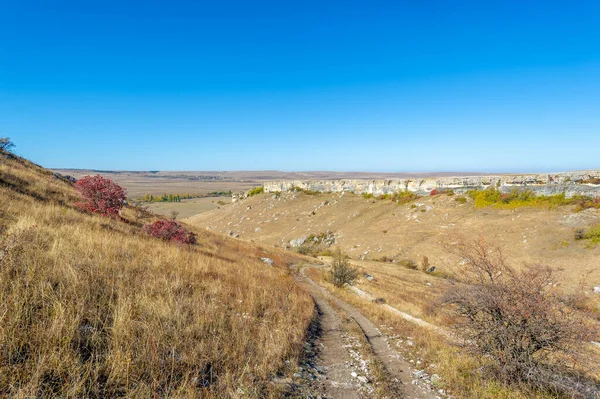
[{"x1": 0, "y1": 152, "x2": 314, "y2": 398}]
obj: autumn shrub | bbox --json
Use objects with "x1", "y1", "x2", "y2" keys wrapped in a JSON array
[
  {"x1": 142, "y1": 220, "x2": 197, "y2": 244},
  {"x1": 394, "y1": 190, "x2": 420, "y2": 204},
  {"x1": 466, "y1": 188, "x2": 575, "y2": 209},
  {"x1": 572, "y1": 195, "x2": 600, "y2": 211},
  {"x1": 430, "y1": 189, "x2": 439, "y2": 196},
  {"x1": 443, "y1": 240, "x2": 597, "y2": 396},
  {"x1": 328, "y1": 249, "x2": 358, "y2": 287},
  {"x1": 74, "y1": 175, "x2": 126, "y2": 217}
]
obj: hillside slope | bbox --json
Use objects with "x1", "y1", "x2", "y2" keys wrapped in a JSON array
[
  {"x1": 0, "y1": 152, "x2": 313, "y2": 398},
  {"x1": 187, "y1": 190, "x2": 600, "y2": 291}
]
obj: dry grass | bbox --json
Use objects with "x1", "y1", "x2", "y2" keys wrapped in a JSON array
[{"x1": 0, "y1": 152, "x2": 314, "y2": 398}]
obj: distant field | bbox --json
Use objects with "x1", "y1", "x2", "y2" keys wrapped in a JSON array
[
  {"x1": 146, "y1": 197, "x2": 229, "y2": 219},
  {"x1": 53, "y1": 170, "x2": 258, "y2": 198},
  {"x1": 52, "y1": 169, "x2": 496, "y2": 199}
]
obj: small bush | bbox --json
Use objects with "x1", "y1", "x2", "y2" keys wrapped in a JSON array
[
  {"x1": 142, "y1": 220, "x2": 196, "y2": 244},
  {"x1": 572, "y1": 196, "x2": 600, "y2": 211},
  {"x1": 454, "y1": 196, "x2": 467, "y2": 204},
  {"x1": 574, "y1": 228, "x2": 586, "y2": 240},
  {"x1": 583, "y1": 224, "x2": 600, "y2": 245},
  {"x1": 74, "y1": 175, "x2": 126, "y2": 218},
  {"x1": 443, "y1": 240, "x2": 596, "y2": 395},
  {"x1": 398, "y1": 259, "x2": 418, "y2": 269},
  {"x1": 247, "y1": 186, "x2": 264, "y2": 197},
  {"x1": 395, "y1": 190, "x2": 420, "y2": 204},
  {"x1": 329, "y1": 250, "x2": 358, "y2": 287},
  {"x1": 430, "y1": 189, "x2": 439, "y2": 196}
]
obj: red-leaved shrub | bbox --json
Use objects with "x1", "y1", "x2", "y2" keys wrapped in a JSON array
[
  {"x1": 74, "y1": 175, "x2": 126, "y2": 217},
  {"x1": 142, "y1": 220, "x2": 196, "y2": 244},
  {"x1": 430, "y1": 189, "x2": 439, "y2": 196}
]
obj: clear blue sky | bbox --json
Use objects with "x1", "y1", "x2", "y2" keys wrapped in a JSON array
[{"x1": 1, "y1": 1, "x2": 599, "y2": 172}]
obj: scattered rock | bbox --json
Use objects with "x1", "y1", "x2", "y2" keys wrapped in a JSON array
[
  {"x1": 593, "y1": 286, "x2": 600, "y2": 294},
  {"x1": 364, "y1": 273, "x2": 374, "y2": 281},
  {"x1": 357, "y1": 375, "x2": 369, "y2": 384},
  {"x1": 412, "y1": 370, "x2": 428, "y2": 379},
  {"x1": 426, "y1": 266, "x2": 436, "y2": 273},
  {"x1": 289, "y1": 236, "x2": 307, "y2": 247},
  {"x1": 260, "y1": 257, "x2": 274, "y2": 266}
]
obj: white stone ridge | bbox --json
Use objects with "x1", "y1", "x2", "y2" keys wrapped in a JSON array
[{"x1": 251, "y1": 170, "x2": 600, "y2": 199}]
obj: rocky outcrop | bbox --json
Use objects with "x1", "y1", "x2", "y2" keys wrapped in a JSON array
[{"x1": 258, "y1": 171, "x2": 600, "y2": 198}]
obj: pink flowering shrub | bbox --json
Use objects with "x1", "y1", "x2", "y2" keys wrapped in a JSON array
[
  {"x1": 142, "y1": 220, "x2": 196, "y2": 245},
  {"x1": 74, "y1": 175, "x2": 126, "y2": 217}
]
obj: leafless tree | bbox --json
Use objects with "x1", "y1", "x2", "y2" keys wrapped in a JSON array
[
  {"x1": 0, "y1": 137, "x2": 15, "y2": 152},
  {"x1": 443, "y1": 239, "x2": 599, "y2": 396}
]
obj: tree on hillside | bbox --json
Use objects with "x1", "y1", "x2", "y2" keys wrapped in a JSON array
[
  {"x1": 0, "y1": 137, "x2": 15, "y2": 152},
  {"x1": 74, "y1": 175, "x2": 126, "y2": 218}
]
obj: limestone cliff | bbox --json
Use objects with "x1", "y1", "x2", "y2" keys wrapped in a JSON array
[{"x1": 231, "y1": 171, "x2": 600, "y2": 201}]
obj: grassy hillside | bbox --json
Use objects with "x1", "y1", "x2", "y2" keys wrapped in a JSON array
[{"x1": 0, "y1": 152, "x2": 313, "y2": 398}]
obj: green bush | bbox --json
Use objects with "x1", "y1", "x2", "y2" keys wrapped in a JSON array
[
  {"x1": 328, "y1": 250, "x2": 358, "y2": 287},
  {"x1": 455, "y1": 196, "x2": 467, "y2": 204},
  {"x1": 583, "y1": 224, "x2": 600, "y2": 245},
  {"x1": 247, "y1": 186, "x2": 264, "y2": 197}
]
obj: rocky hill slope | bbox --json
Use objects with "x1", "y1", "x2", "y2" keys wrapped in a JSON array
[{"x1": 188, "y1": 189, "x2": 600, "y2": 291}]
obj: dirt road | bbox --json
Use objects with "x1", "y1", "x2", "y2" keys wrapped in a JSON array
[{"x1": 296, "y1": 263, "x2": 439, "y2": 399}]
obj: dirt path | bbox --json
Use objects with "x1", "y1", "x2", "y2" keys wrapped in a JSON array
[{"x1": 297, "y1": 263, "x2": 439, "y2": 399}]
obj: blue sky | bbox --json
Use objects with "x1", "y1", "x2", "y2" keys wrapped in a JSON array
[{"x1": 1, "y1": 1, "x2": 599, "y2": 172}]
